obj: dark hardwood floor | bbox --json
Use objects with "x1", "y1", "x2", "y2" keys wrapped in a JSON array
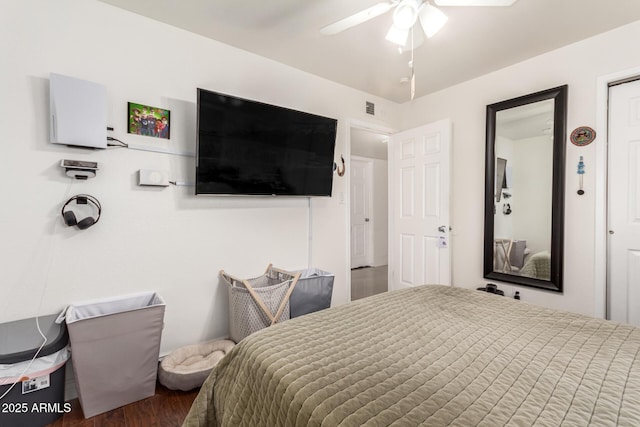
[{"x1": 47, "y1": 382, "x2": 199, "y2": 427}]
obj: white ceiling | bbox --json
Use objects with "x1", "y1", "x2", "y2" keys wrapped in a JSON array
[{"x1": 98, "y1": 0, "x2": 640, "y2": 103}]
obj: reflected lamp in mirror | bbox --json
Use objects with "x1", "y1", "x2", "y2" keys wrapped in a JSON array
[{"x1": 484, "y1": 85, "x2": 567, "y2": 292}]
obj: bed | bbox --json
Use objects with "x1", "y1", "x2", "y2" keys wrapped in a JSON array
[
  {"x1": 183, "y1": 285, "x2": 640, "y2": 426},
  {"x1": 520, "y1": 251, "x2": 551, "y2": 281}
]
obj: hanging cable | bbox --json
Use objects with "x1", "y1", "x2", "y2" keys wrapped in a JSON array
[
  {"x1": 410, "y1": 26, "x2": 416, "y2": 100},
  {"x1": 0, "y1": 179, "x2": 74, "y2": 400}
]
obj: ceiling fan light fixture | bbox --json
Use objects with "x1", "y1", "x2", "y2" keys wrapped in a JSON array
[
  {"x1": 401, "y1": 26, "x2": 425, "y2": 51},
  {"x1": 386, "y1": 24, "x2": 410, "y2": 46},
  {"x1": 419, "y1": 3, "x2": 448, "y2": 38},
  {"x1": 393, "y1": 0, "x2": 421, "y2": 30}
]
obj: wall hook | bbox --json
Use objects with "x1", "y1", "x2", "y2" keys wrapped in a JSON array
[{"x1": 334, "y1": 155, "x2": 346, "y2": 177}]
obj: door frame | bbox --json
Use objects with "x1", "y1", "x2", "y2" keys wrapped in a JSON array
[
  {"x1": 345, "y1": 119, "x2": 395, "y2": 303},
  {"x1": 595, "y1": 65, "x2": 640, "y2": 319}
]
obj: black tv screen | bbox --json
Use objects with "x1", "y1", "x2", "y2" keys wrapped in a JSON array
[{"x1": 196, "y1": 89, "x2": 338, "y2": 196}]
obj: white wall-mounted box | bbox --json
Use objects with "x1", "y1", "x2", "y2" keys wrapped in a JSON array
[
  {"x1": 50, "y1": 73, "x2": 107, "y2": 149},
  {"x1": 138, "y1": 169, "x2": 169, "y2": 187}
]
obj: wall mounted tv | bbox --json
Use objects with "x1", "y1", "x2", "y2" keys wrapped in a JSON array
[{"x1": 196, "y1": 88, "x2": 338, "y2": 196}]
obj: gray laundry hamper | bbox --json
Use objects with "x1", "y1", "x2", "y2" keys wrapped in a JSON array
[
  {"x1": 290, "y1": 268, "x2": 334, "y2": 318},
  {"x1": 221, "y1": 264, "x2": 300, "y2": 343},
  {"x1": 62, "y1": 291, "x2": 165, "y2": 418}
]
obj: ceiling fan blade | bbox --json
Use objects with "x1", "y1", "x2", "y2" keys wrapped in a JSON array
[
  {"x1": 434, "y1": 0, "x2": 517, "y2": 6},
  {"x1": 320, "y1": 2, "x2": 396, "y2": 35}
]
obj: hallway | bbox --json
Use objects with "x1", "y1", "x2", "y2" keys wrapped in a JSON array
[{"x1": 351, "y1": 265, "x2": 388, "y2": 301}]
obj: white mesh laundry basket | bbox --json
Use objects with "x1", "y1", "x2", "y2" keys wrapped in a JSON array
[{"x1": 221, "y1": 265, "x2": 300, "y2": 343}]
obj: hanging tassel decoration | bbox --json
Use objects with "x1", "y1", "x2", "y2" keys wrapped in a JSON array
[{"x1": 577, "y1": 156, "x2": 585, "y2": 195}]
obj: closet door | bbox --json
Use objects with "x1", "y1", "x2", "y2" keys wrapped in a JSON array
[
  {"x1": 608, "y1": 79, "x2": 640, "y2": 326},
  {"x1": 351, "y1": 158, "x2": 373, "y2": 268}
]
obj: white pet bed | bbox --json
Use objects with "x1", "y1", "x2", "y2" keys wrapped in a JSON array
[{"x1": 158, "y1": 339, "x2": 235, "y2": 391}]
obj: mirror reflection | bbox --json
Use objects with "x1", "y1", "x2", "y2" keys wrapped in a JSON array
[
  {"x1": 484, "y1": 85, "x2": 567, "y2": 292},
  {"x1": 493, "y1": 99, "x2": 554, "y2": 280}
]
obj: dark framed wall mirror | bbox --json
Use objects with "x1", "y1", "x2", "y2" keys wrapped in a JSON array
[{"x1": 484, "y1": 85, "x2": 567, "y2": 292}]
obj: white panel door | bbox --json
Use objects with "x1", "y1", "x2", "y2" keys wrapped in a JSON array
[
  {"x1": 609, "y1": 79, "x2": 640, "y2": 327},
  {"x1": 351, "y1": 158, "x2": 373, "y2": 268},
  {"x1": 389, "y1": 119, "x2": 451, "y2": 290}
]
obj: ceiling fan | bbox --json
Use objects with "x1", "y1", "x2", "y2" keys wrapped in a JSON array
[
  {"x1": 321, "y1": 0, "x2": 518, "y2": 46},
  {"x1": 321, "y1": 0, "x2": 518, "y2": 100}
]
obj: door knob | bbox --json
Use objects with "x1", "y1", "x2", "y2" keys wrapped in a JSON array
[
  {"x1": 438, "y1": 225, "x2": 446, "y2": 232},
  {"x1": 365, "y1": 218, "x2": 370, "y2": 222}
]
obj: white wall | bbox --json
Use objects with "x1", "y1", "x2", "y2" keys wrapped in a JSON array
[
  {"x1": 4, "y1": 0, "x2": 640, "y2": 353},
  {"x1": 494, "y1": 135, "x2": 553, "y2": 255},
  {"x1": 0, "y1": 0, "x2": 398, "y2": 354},
  {"x1": 512, "y1": 136, "x2": 553, "y2": 255},
  {"x1": 398, "y1": 20, "x2": 640, "y2": 316}
]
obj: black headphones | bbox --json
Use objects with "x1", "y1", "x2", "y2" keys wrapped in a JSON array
[{"x1": 61, "y1": 194, "x2": 102, "y2": 230}]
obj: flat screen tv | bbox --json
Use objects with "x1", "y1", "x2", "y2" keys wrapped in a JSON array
[{"x1": 196, "y1": 88, "x2": 338, "y2": 196}]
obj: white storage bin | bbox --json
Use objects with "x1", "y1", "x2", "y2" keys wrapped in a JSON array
[{"x1": 62, "y1": 292, "x2": 165, "y2": 418}]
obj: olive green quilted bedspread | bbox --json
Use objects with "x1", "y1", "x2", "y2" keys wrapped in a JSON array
[{"x1": 183, "y1": 285, "x2": 640, "y2": 426}]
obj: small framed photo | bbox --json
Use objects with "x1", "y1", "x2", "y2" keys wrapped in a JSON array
[{"x1": 128, "y1": 102, "x2": 170, "y2": 140}]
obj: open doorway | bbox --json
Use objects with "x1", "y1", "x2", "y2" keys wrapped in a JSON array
[{"x1": 350, "y1": 127, "x2": 389, "y2": 300}]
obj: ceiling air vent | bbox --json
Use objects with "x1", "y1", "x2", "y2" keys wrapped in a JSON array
[{"x1": 365, "y1": 101, "x2": 375, "y2": 116}]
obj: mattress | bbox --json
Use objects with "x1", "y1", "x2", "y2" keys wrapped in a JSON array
[{"x1": 183, "y1": 285, "x2": 640, "y2": 426}]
